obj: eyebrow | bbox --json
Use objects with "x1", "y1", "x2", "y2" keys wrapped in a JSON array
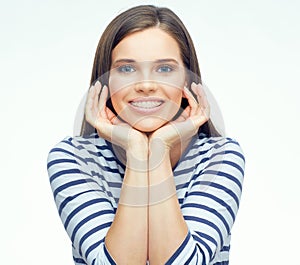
[{"x1": 111, "y1": 58, "x2": 179, "y2": 67}]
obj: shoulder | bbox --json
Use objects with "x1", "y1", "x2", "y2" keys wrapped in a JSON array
[
  {"x1": 193, "y1": 134, "x2": 245, "y2": 162},
  {"x1": 47, "y1": 133, "x2": 111, "y2": 162},
  {"x1": 184, "y1": 134, "x2": 245, "y2": 177}
]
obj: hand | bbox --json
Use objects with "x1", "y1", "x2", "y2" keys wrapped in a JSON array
[
  {"x1": 149, "y1": 82, "x2": 210, "y2": 151},
  {"x1": 85, "y1": 81, "x2": 148, "y2": 155}
]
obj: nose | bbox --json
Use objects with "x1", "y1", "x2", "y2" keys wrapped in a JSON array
[{"x1": 134, "y1": 80, "x2": 158, "y2": 93}]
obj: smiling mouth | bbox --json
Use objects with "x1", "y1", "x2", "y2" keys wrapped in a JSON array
[{"x1": 130, "y1": 101, "x2": 163, "y2": 109}]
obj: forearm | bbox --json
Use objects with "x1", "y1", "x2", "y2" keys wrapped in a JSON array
[
  {"x1": 105, "y1": 149, "x2": 148, "y2": 265},
  {"x1": 148, "y1": 142, "x2": 188, "y2": 264}
]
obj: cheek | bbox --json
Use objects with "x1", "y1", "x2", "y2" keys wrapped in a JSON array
[
  {"x1": 169, "y1": 87, "x2": 184, "y2": 107},
  {"x1": 109, "y1": 76, "x2": 127, "y2": 113},
  {"x1": 110, "y1": 91, "x2": 123, "y2": 114}
]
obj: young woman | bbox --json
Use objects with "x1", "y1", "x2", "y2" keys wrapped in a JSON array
[{"x1": 47, "y1": 5, "x2": 245, "y2": 265}]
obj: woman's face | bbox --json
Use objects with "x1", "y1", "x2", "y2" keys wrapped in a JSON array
[{"x1": 109, "y1": 27, "x2": 186, "y2": 132}]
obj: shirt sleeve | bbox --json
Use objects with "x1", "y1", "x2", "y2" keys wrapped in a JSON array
[
  {"x1": 47, "y1": 137, "x2": 118, "y2": 265},
  {"x1": 166, "y1": 137, "x2": 245, "y2": 264}
]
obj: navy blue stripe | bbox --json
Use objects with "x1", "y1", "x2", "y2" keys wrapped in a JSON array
[
  {"x1": 188, "y1": 191, "x2": 235, "y2": 221},
  {"x1": 175, "y1": 145, "x2": 242, "y2": 180},
  {"x1": 184, "y1": 245, "x2": 197, "y2": 265},
  {"x1": 103, "y1": 244, "x2": 117, "y2": 265},
  {"x1": 165, "y1": 232, "x2": 191, "y2": 264},
  {"x1": 88, "y1": 153, "x2": 117, "y2": 162},
  {"x1": 85, "y1": 239, "x2": 102, "y2": 259},
  {"x1": 174, "y1": 165, "x2": 196, "y2": 177},
  {"x1": 201, "y1": 169, "x2": 243, "y2": 191},
  {"x1": 76, "y1": 140, "x2": 93, "y2": 145},
  {"x1": 221, "y1": 245, "x2": 230, "y2": 252},
  {"x1": 193, "y1": 138, "x2": 238, "y2": 153},
  {"x1": 49, "y1": 147, "x2": 87, "y2": 165},
  {"x1": 47, "y1": 158, "x2": 77, "y2": 169},
  {"x1": 73, "y1": 256, "x2": 86, "y2": 264},
  {"x1": 71, "y1": 209, "x2": 114, "y2": 242},
  {"x1": 79, "y1": 222, "x2": 112, "y2": 256},
  {"x1": 198, "y1": 244, "x2": 207, "y2": 265},
  {"x1": 182, "y1": 203, "x2": 230, "y2": 234},
  {"x1": 62, "y1": 138, "x2": 119, "y2": 163},
  {"x1": 194, "y1": 230, "x2": 218, "y2": 247},
  {"x1": 174, "y1": 148, "x2": 226, "y2": 177},
  {"x1": 58, "y1": 189, "x2": 105, "y2": 215},
  {"x1": 64, "y1": 198, "x2": 112, "y2": 229},
  {"x1": 207, "y1": 160, "x2": 244, "y2": 175},
  {"x1": 85, "y1": 240, "x2": 102, "y2": 260},
  {"x1": 214, "y1": 261, "x2": 229, "y2": 265},
  {"x1": 49, "y1": 147, "x2": 74, "y2": 157},
  {"x1": 191, "y1": 233, "x2": 212, "y2": 261},
  {"x1": 68, "y1": 142, "x2": 117, "y2": 162},
  {"x1": 196, "y1": 181, "x2": 240, "y2": 207},
  {"x1": 225, "y1": 150, "x2": 245, "y2": 162},
  {"x1": 184, "y1": 215, "x2": 224, "y2": 247},
  {"x1": 53, "y1": 178, "x2": 97, "y2": 198},
  {"x1": 176, "y1": 181, "x2": 189, "y2": 191},
  {"x1": 50, "y1": 168, "x2": 83, "y2": 183}
]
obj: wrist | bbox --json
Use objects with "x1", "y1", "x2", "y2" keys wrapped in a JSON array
[
  {"x1": 148, "y1": 138, "x2": 171, "y2": 172},
  {"x1": 126, "y1": 147, "x2": 148, "y2": 173}
]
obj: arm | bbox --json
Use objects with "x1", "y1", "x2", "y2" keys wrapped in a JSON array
[
  {"x1": 47, "y1": 138, "x2": 116, "y2": 264},
  {"x1": 180, "y1": 138, "x2": 245, "y2": 263},
  {"x1": 147, "y1": 83, "x2": 206, "y2": 264},
  {"x1": 148, "y1": 136, "x2": 245, "y2": 265},
  {"x1": 105, "y1": 146, "x2": 148, "y2": 264},
  {"x1": 148, "y1": 138, "x2": 188, "y2": 264},
  {"x1": 85, "y1": 82, "x2": 149, "y2": 264}
]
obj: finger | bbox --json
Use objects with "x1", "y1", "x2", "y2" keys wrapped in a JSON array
[
  {"x1": 191, "y1": 83, "x2": 210, "y2": 118},
  {"x1": 98, "y1": 85, "x2": 109, "y2": 117},
  {"x1": 181, "y1": 106, "x2": 191, "y2": 119},
  {"x1": 195, "y1": 84, "x2": 210, "y2": 119},
  {"x1": 174, "y1": 115, "x2": 186, "y2": 123},
  {"x1": 106, "y1": 107, "x2": 119, "y2": 124},
  {"x1": 85, "y1": 85, "x2": 97, "y2": 123},
  {"x1": 196, "y1": 83, "x2": 208, "y2": 109},
  {"x1": 94, "y1": 81, "x2": 103, "y2": 109},
  {"x1": 190, "y1": 82, "x2": 202, "y2": 105},
  {"x1": 183, "y1": 85, "x2": 198, "y2": 116},
  {"x1": 86, "y1": 84, "x2": 96, "y2": 109},
  {"x1": 112, "y1": 117, "x2": 125, "y2": 125}
]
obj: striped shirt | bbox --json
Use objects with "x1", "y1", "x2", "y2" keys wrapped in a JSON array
[{"x1": 47, "y1": 132, "x2": 245, "y2": 264}]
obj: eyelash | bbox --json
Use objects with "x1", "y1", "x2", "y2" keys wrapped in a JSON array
[
  {"x1": 117, "y1": 65, "x2": 136, "y2": 73},
  {"x1": 156, "y1": 65, "x2": 174, "y2": 73},
  {"x1": 116, "y1": 64, "x2": 176, "y2": 74}
]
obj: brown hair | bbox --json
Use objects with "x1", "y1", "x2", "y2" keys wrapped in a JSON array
[{"x1": 80, "y1": 5, "x2": 221, "y2": 137}]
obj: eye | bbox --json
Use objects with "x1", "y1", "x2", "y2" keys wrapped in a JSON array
[
  {"x1": 117, "y1": 64, "x2": 136, "y2": 73},
  {"x1": 157, "y1": 65, "x2": 174, "y2": 73}
]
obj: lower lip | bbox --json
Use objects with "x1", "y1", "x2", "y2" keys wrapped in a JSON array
[{"x1": 128, "y1": 102, "x2": 164, "y2": 114}]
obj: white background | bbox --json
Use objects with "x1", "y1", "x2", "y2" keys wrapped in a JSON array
[{"x1": 1, "y1": 0, "x2": 299, "y2": 264}]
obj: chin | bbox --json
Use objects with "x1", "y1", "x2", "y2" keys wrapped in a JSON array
[{"x1": 131, "y1": 120, "x2": 167, "y2": 133}]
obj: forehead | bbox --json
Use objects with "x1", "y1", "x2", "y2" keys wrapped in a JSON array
[{"x1": 111, "y1": 28, "x2": 182, "y2": 63}]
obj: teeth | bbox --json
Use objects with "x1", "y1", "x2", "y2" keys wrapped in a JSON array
[{"x1": 131, "y1": 101, "x2": 162, "y2": 109}]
